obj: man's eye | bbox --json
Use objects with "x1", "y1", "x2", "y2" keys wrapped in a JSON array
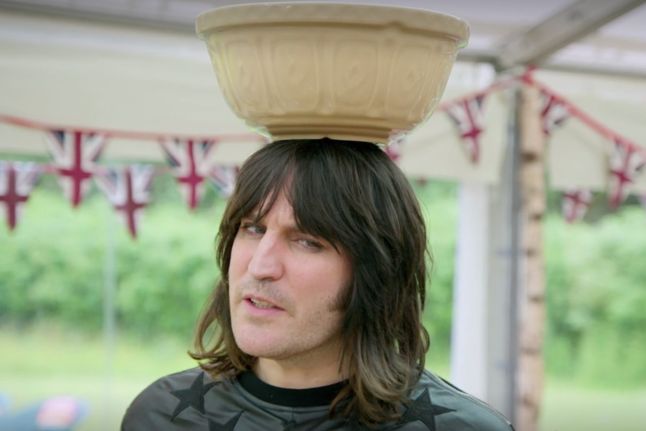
[
  {"x1": 240, "y1": 222, "x2": 264, "y2": 235},
  {"x1": 296, "y1": 237, "x2": 324, "y2": 251}
]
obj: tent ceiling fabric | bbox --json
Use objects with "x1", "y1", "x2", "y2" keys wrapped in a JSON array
[
  {"x1": 0, "y1": 0, "x2": 645, "y2": 191},
  {"x1": 495, "y1": 0, "x2": 646, "y2": 69},
  {"x1": 2, "y1": 0, "x2": 646, "y2": 77}
]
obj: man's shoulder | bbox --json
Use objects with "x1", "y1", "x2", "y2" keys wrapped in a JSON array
[
  {"x1": 401, "y1": 370, "x2": 514, "y2": 431},
  {"x1": 141, "y1": 367, "x2": 209, "y2": 390},
  {"x1": 121, "y1": 367, "x2": 227, "y2": 431},
  {"x1": 127, "y1": 367, "x2": 210, "y2": 405}
]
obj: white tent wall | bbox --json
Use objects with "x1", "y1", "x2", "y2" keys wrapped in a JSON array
[
  {"x1": 405, "y1": 87, "x2": 509, "y2": 184},
  {"x1": 0, "y1": 10, "x2": 261, "y2": 163},
  {"x1": 0, "y1": 10, "x2": 511, "y2": 167},
  {"x1": 2, "y1": 9, "x2": 645, "y2": 185},
  {"x1": 535, "y1": 69, "x2": 646, "y2": 193}
]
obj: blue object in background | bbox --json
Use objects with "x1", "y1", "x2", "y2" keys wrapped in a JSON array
[{"x1": 0, "y1": 395, "x2": 87, "y2": 431}]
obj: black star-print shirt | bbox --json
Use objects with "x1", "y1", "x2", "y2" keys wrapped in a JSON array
[{"x1": 121, "y1": 368, "x2": 514, "y2": 431}]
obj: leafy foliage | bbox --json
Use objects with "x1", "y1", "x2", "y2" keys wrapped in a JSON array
[
  {"x1": 1, "y1": 180, "x2": 645, "y2": 386},
  {"x1": 544, "y1": 207, "x2": 646, "y2": 385},
  {"x1": 0, "y1": 180, "x2": 226, "y2": 340}
]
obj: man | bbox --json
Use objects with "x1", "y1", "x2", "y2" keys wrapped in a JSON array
[{"x1": 122, "y1": 138, "x2": 514, "y2": 430}]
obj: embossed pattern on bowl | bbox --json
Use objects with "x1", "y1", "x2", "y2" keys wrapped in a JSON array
[{"x1": 197, "y1": 3, "x2": 469, "y2": 144}]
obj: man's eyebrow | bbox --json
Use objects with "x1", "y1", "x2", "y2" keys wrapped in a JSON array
[
  {"x1": 241, "y1": 211, "x2": 262, "y2": 222},
  {"x1": 241, "y1": 215, "x2": 310, "y2": 235},
  {"x1": 284, "y1": 224, "x2": 309, "y2": 235}
]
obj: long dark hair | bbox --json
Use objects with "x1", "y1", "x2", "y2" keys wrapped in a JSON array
[{"x1": 190, "y1": 138, "x2": 430, "y2": 425}]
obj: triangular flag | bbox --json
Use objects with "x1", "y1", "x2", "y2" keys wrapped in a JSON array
[
  {"x1": 209, "y1": 165, "x2": 238, "y2": 198},
  {"x1": 45, "y1": 129, "x2": 106, "y2": 207},
  {"x1": 445, "y1": 94, "x2": 486, "y2": 164},
  {"x1": 161, "y1": 138, "x2": 216, "y2": 210},
  {"x1": 608, "y1": 139, "x2": 644, "y2": 209},
  {"x1": 562, "y1": 188, "x2": 592, "y2": 223},
  {"x1": 95, "y1": 165, "x2": 154, "y2": 239},
  {"x1": 0, "y1": 161, "x2": 41, "y2": 231},
  {"x1": 384, "y1": 133, "x2": 406, "y2": 163},
  {"x1": 539, "y1": 89, "x2": 570, "y2": 136}
]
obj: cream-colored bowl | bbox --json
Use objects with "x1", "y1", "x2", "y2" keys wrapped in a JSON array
[{"x1": 196, "y1": 2, "x2": 469, "y2": 144}]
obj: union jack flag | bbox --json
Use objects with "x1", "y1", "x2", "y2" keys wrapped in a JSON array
[
  {"x1": 608, "y1": 139, "x2": 644, "y2": 209},
  {"x1": 45, "y1": 129, "x2": 106, "y2": 207},
  {"x1": 95, "y1": 165, "x2": 154, "y2": 239},
  {"x1": 209, "y1": 165, "x2": 238, "y2": 198},
  {"x1": 539, "y1": 90, "x2": 570, "y2": 136},
  {"x1": 161, "y1": 138, "x2": 216, "y2": 210},
  {"x1": 445, "y1": 94, "x2": 486, "y2": 164},
  {"x1": 562, "y1": 188, "x2": 592, "y2": 223},
  {"x1": 415, "y1": 177, "x2": 429, "y2": 187},
  {"x1": 0, "y1": 161, "x2": 41, "y2": 231},
  {"x1": 384, "y1": 133, "x2": 406, "y2": 163}
]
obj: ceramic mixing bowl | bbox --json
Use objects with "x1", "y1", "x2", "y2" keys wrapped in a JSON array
[{"x1": 196, "y1": 2, "x2": 469, "y2": 144}]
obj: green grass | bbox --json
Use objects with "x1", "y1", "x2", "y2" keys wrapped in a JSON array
[
  {"x1": 2, "y1": 325, "x2": 646, "y2": 431},
  {"x1": 540, "y1": 382, "x2": 646, "y2": 431},
  {"x1": 0, "y1": 324, "x2": 195, "y2": 431}
]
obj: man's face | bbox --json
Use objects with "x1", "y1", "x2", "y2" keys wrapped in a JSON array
[{"x1": 228, "y1": 192, "x2": 352, "y2": 367}]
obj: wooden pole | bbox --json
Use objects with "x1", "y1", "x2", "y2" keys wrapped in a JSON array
[{"x1": 515, "y1": 83, "x2": 546, "y2": 431}]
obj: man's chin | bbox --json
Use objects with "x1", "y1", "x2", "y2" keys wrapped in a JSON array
[
  {"x1": 233, "y1": 331, "x2": 284, "y2": 359},
  {"x1": 239, "y1": 345, "x2": 286, "y2": 360}
]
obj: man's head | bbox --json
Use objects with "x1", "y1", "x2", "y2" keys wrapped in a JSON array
[
  {"x1": 192, "y1": 138, "x2": 430, "y2": 423},
  {"x1": 228, "y1": 190, "x2": 352, "y2": 383}
]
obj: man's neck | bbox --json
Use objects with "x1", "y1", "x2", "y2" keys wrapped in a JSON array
[{"x1": 253, "y1": 357, "x2": 347, "y2": 389}]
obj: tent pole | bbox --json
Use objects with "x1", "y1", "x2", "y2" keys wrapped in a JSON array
[
  {"x1": 103, "y1": 204, "x2": 117, "y2": 424},
  {"x1": 450, "y1": 78, "x2": 526, "y2": 421},
  {"x1": 514, "y1": 80, "x2": 547, "y2": 431},
  {"x1": 450, "y1": 182, "x2": 490, "y2": 399},
  {"x1": 484, "y1": 83, "x2": 522, "y2": 420}
]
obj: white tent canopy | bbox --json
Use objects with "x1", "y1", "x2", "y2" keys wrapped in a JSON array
[
  {"x1": 2, "y1": 0, "x2": 646, "y2": 77},
  {"x1": 1, "y1": 1, "x2": 645, "y2": 190}
]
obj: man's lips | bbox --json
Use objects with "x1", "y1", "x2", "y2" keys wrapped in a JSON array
[{"x1": 243, "y1": 294, "x2": 284, "y2": 310}]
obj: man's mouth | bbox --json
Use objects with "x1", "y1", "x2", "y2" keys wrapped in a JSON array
[
  {"x1": 248, "y1": 298, "x2": 276, "y2": 309},
  {"x1": 244, "y1": 295, "x2": 284, "y2": 311}
]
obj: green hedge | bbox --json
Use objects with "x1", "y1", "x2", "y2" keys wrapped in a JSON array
[
  {"x1": 0, "y1": 179, "x2": 225, "y2": 340},
  {"x1": 544, "y1": 207, "x2": 646, "y2": 385},
  {"x1": 0, "y1": 180, "x2": 458, "y2": 343},
  {"x1": 1, "y1": 180, "x2": 645, "y2": 386}
]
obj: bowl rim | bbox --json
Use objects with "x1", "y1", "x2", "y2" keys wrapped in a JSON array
[{"x1": 196, "y1": 2, "x2": 469, "y2": 47}]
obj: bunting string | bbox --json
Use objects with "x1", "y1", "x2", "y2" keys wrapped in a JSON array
[
  {"x1": 533, "y1": 77, "x2": 646, "y2": 211},
  {"x1": 1, "y1": 68, "x2": 645, "y2": 233},
  {"x1": 0, "y1": 115, "x2": 251, "y2": 234},
  {"x1": 0, "y1": 113, "x2": 262, "y2": 143},
  {"x1": 528, "y1": 78, "x2": 646, "y2": 152},
  {"x1": 539, "y1": 89, "x2": 570, "y2": 136}
]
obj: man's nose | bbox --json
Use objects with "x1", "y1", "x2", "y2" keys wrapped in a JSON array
[{"x1": 247, "y1": 234, "x2": 284, "y2": 281}]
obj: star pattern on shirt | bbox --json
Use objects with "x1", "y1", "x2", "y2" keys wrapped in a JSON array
[
  {"x1": 281, "y1": 419, "x2": 298, "y2": 430},
  {"x1": 398, "y1": 389, "x2": 455, "y2": 431},
  {"x1": 169, "y1": 372, "x2": 217, "y2": 421},
  {"x1": 208, "y1": 412, "x2": 242, "y2": 431}
]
